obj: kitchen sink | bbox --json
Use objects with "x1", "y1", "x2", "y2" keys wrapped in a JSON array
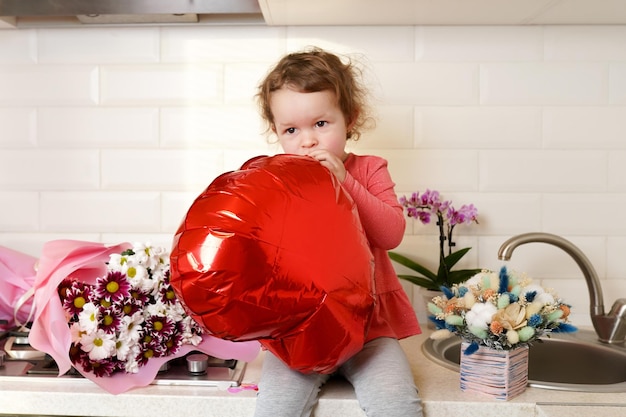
[{"x1": 422, "y1": 329, "x2": 626, "y2": 392}]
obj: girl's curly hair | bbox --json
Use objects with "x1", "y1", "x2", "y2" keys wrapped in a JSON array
[{"x1": 256, "y1": 47, "x2": 374, "y2": 141}]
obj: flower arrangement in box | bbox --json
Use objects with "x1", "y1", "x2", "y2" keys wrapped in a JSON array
[
  {"x1": 28, "y1": 240, "x2": 260, "y2": 394},
  {"x1": 428, "y1": 266, "x2": 577, "y2": 354},
  {"x1": 389, "y1": 189, "x2": 481, "y2": 291}
]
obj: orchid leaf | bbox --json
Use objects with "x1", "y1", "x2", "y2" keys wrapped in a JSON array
[{"x1": 387, "y1": 252, "x2": 438, "y2": 281}]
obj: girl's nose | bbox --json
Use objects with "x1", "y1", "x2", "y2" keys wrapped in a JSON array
[{"x1": 301, "y1": 130, "x2": 318, "y2": 148}]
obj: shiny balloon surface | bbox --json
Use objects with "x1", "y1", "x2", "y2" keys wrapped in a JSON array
[{"x1": 170, "y1": 154, "x2": 375, "y2": 373}]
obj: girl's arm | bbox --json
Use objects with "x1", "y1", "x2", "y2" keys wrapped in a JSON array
[{"x1": 341, "y1": 158, "x2": 405, "y2": 250}]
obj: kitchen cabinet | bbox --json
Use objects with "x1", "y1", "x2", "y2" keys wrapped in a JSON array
[
  {"x1": 4, "y1": 0, "x2": 626, "y2": 28},
  {"x1": 259, "y1": 0, "x2": 626, "y2": 25}
]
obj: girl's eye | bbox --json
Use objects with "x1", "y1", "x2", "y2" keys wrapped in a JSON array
[
  {"x1": 315, "y1": 121, "x2": 327, "y2": 128},
  {"x1": 285, "y1": 127, "x2": 296, "y2": 134}
]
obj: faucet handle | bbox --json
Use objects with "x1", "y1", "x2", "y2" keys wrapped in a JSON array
[
  {"x1": 605, "y1": 298, "x2": 626, "y2": 344},
  {"x1": 608, "y1": 298, "x2": 626, "y2": 319}
]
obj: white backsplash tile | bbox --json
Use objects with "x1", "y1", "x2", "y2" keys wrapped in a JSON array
[
  {"x1": 160, "y1": 106, "x2": 265, "y2": 149},
  {"x1": 415, "y1": 106, "x2": 542, "y2": 149},
  {"x1": 543, "y1": 194, "x2": 626, "y2": 235},
  {"x1": 544, "y1": 25, "x2": 626, "y2": 61},
  {"x1": 543, "y1": 107, "x2": 626, "y2": 149},
  {"x1": 0, "y1": 65, "x2": 98, "y2": 105},
  {"x1": 40, "y1": 192, "x2": 161, "y2": 232},
  {"x1": 0, "y1": 30, "x2": 37, "y2": 63},
  {"x1": 37, "y1": 27, "x2": 160, "y2": 63},
  {"x1": 100, "y1": 64, "x2": 222, "y2": 105},
  {"x1": 608, "y1": 63, "x2": 626, "y2": 104},
  {"x1": 418, "y1": 26, "x2": 543, "y2": 61},
  {"x1": 161, "y1": 191, "x2": 199, "y2": 233},
  {"x1": 161, "y1": 25, "x2": 286, "y2": 63},
  {"x1": 480, "y1": 62, "x2": 607, "y2": 105},
  {"x1": 224, "y1": 62, "x2": 277, "y2": 104},
  {"x1": 0, "y1": 192, "x2": 39, "y2": 232},
  {"x1": 287, "y1": 26, "x2": 415, "y2": 61},
  {"x1": 608, "y1": 151, "x2": 626, "y2": 191},
  {"x1": 355, "y1": 105, "x2": 414, "y2": 149},
  {"x1": 38, "y1": 107, "x2": 159, "y2": 147},
  {"x1": 0, "y1": 150, "x2": 99, "y2": 190},
  {"x1": 101, "y1": 149, "x2": 225, "y2": 191},
  {"x1": 479, "y1": 150, "x2": 607, "y2": 192},
  {"x1": 0, "y1": 108, "x2": 37, "y2": 147},
  {"x1": 371, "y1": 62, "x2": 479, "y2": 105},
  {"x1": 378, "y1": 149, "x2": 479, "y2": 192}
]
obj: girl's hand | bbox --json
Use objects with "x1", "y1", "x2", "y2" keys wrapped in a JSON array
[{"x1": 308, "y1": 149, "x2": 347, "y2": 182}]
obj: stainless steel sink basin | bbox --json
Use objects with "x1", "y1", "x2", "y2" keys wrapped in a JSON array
[{"x1": 422, "y1": 329, "x2": 626, "y2": 392}]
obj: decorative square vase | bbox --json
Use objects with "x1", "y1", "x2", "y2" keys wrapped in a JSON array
[{"x1": 459, "y1": 342, "x2": 529, "y2": 400}]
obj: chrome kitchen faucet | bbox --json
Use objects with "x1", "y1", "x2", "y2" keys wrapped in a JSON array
[{"x1": 498, "y1": 232, "x2": 626, "y2": 345}]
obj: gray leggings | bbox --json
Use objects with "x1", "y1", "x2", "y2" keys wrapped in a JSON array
[{"x1": 254, "y1": 337, "x2": 423, "y2": 417}]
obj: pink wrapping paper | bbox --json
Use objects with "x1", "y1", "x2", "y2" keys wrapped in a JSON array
[
  {"x1": 28, "y1": 240, "x2": 260, "y2": 394},
  {"x1": 0, "y1": 246, "x2": 38, "y2": 327}
]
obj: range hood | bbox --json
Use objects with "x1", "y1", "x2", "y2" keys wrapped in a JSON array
[{"x1": 0, "y1": 0, "x2": 263, "y2": 27}]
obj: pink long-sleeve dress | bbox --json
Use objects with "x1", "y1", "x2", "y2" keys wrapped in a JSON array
[{"x1": 341, "y1": 153, "x2": 422, "y2": 341}]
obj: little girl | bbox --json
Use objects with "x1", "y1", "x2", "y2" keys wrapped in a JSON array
[{"x1": 254, "y1": 47, "x2": 423, "y2": 417}]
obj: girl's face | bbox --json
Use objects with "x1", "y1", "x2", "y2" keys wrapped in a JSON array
[{"x1": 270, "y1": 87, "x2": 351, "y2": 160}]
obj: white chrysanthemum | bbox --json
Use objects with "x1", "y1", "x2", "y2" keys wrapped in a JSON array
[
  {"x1": 115, "y1": 334, "x2": 133, "y2": 362},
  {"x1": 69, "y1": 321, "x2": 83, "y2": 343},
  {"x1": 145, "y1": 301, "x2": 167, "y2": 317},
  {"x1": 124, "y1": 345, "x2": 141, "y2": 373},
  {"x1": 80, "y1": 328, "x2": 116, "y2": 361},
  {"x1": 107, "y1": 253, "x2": 129, "y2": 274},
  {"x1": 465, "y1": 301, "x2": 498, "y2": 329},
  {"x1": 120, "y1": 311, "x2": 144, "y2": 343},
  {"x1": 78, "y1": 302, "x2": 100, "y2": 333},
  {"x1": 166, "y1": 303, "x2": 186, "y2": 322}
]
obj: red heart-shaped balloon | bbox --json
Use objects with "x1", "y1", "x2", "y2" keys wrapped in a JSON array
[{"x1": 170, "y1": 154, "x2": 375, "y2": 373}]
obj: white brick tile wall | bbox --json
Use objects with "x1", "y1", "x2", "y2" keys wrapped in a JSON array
[
  {"x1": 40, "y1": 191, "x2": 160, "y2": 232},
  {"x1": 608, "y1": 151, "x2": 626, "y2": 191},
  {"x1": 37, "y1": 28, "x2": 160, "y2": 63},
  {"x1": 100, "y1": 149, "x2": 225, "y2": 191},
  {"x1": 480, "y1": 63, "x2": 607, "y2": 105},
  {"x1": 100, "y1": 64, "x2": 222, "y2": 105},
  {"x1": 378, "y1": 149, "x2": 479, "y2": 191},
  {"x1": 354, "y1": 105, "x2": 414, "y2": 149},
  {"x1": 372, "y1": 62, "x2": 479, "y2": 105},
  {"x1": 0, "y1": 192, "x2": 39, "y2": 231},
  {"x1": 0, "y1": 30, "x2": 36, "y2": 63},
  {"x1": 0, "y1": 150, "x2": 100, "y2": 190},
  {"x1": 418, "y1": 26, "x2": 543, "y2": 62},
  {"x1": 160, "y1": 106, "x2": 265, "y2": 149},
  {"x1": 0, "y1": 65, "x2": 98, "y2": 105},
  {"x1": 544, "y1": 26, "x2": 626, "y2": 61},
  {"x1": 415, "y1": 106, "x2": 542, "y2": 149},
  {"x1": 287, "y1": 26, "x2": 415, "y2": 61},
  {"x1": 38, "y1": 107, "x2": 159, "y2": 147},
  {"x1": 543, "y1": 107, "x2": 626, "y2": 149},
  {"x1": 543, "y1": 194, "x2": 626, "y2": 235},
  {"x1": 608, "y1": 63, "x2": 626, "y2": 104},
  {"x1": 479, "y1": 150, "x2": 607, "y2": 192},
  {"x1": 1, "y1": 24, "x2": 626, "y2": 328},
  {"x1": 161, "y1": 26, "x2": 286, "y2": 63},
  {"x1": 0, "y1": 108, "x2": 36, "y2": 147}
]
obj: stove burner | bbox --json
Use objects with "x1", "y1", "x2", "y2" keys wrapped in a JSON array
[{"x1": 6, "y1": 352, "x2": 247, "y2": 387}]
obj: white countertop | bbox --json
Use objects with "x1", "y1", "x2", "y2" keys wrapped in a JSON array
[{"x1": 0, "y1": 332, "x2": 624, "y2": 417}]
